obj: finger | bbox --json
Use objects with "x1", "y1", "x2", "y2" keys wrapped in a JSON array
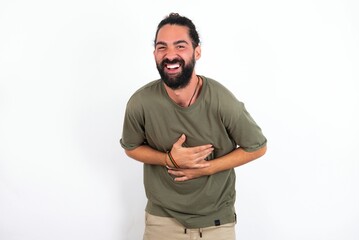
[
  {"x1": 192, "y1": 149, "x2": 213, "y2": 162},
  {"x1": 201, "y1": 148, "x2": 214, "y2": 157},
  {"x1": 174, "y1": 176, "x2": 189, "y2": 182},
  {"x1": 173, "y1": 134, "x2": 186, "y2": 148},
  {"x1": 167, "y1": 168, "x2": 184, "y2": 176},
  {"x1": 168, "y1": 169, "x2": 184, "y2": 176},
  {"x1": 189, "y1": 145, "x2": 213, "y2": 153},
  {"x1": 166, "y1": 165, "x2": 175, "y2": 170},
  {"x1": 193, "y1": 162, "x2": 210, "y2": 169}
]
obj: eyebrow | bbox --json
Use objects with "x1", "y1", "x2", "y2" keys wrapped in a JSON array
[{"x1": 155, "y1": 40, "x2": 190, "y2": 47}]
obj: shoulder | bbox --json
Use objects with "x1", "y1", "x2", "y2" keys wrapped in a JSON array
[
  {"x1": 131, "y1": 79, "x2": 162, "y2": 98},
  {"x1": 126, "y1": 79, "x2": 162, "y2": 107},
  {"x1": 203, "y1": 76, "x2": 244, "y2": 110},
  {"x1": 205, "y1": 77, "x2": 228, "y2": 91},
  {"x1": 205, "y1": 77, "x2": 239, "y2": 99}
]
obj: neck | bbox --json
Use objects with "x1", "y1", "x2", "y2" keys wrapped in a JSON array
[{"x1": 164, "y1": 74, "x2": 202, "y2": 107}]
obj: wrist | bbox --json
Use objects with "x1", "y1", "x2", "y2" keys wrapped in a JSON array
[
  {"x1": 204, "y1": 161, "x2": 216, "y2": 175},
  {"x1": 164, "y1": 152, "x2": 174, "y2": 168},
  {"x1": 167, "y1": 151, "x2": 180, "y2": 168}
]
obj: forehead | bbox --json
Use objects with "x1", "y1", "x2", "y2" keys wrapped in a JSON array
[{"x1": 156, "y1": 24, "x2": 191, "y2": 44}]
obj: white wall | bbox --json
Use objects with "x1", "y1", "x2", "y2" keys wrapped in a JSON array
[{"x1": 1, "y1": 1, "x2": 358, "y2": 239}]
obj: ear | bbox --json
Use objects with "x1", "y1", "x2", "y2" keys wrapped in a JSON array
[{"x1": 194, "y1": 45, "x2": 201, "y2": 60}]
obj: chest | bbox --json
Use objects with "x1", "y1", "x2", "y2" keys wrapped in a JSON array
[{"x1": 142, "y1": 104, "x2": 234, "y2": 157}]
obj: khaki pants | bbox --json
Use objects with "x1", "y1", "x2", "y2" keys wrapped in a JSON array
[{"x1": 143, "y1": 212, "x2": 236, "y2": 240}]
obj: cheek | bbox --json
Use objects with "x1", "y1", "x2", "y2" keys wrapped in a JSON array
[
  {"x1": 153, "y1": 55, "x2": 161, "y2": 65},
  {"x1": 154, "y1": 53, "x2": 164, "y2": 62}
]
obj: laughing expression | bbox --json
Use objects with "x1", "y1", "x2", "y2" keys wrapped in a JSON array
[{"x1": 154, "y1": 24, "x2": 201, "y2": 89}]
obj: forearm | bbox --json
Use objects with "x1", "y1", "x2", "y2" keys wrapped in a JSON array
[
  {"x1": 124, "y1": 135, "x2": 214, "y2": 168},
  {"x1": 208, "y1": 145, "x2": 267, "y2": 175},
  {"x1": 125, "y1": 145, "x2": 166, "y2": 166},
  {"x1": 168, "y1": 145, "x2": 267, "y2": 181}
]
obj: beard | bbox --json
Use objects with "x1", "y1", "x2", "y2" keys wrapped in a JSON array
[{"x1": 156, "y1": 55, "x2": 196, "y2": 90}]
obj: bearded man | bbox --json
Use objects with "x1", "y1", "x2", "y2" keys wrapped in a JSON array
[{"x1": 120, "y1": 13, "x2": 267, "y2": 240}]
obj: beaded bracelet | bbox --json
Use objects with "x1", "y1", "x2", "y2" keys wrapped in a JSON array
[{"x1": 167, "y1": 151, "x2": 180, "y2": 168}]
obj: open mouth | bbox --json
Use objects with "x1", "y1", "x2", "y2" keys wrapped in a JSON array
[
  {"x1": 165, "y1": 62, "x2": 181, "y2": 70},
  {"x1": 162, "y1": 59, "x2": 184, "y2": 73}
]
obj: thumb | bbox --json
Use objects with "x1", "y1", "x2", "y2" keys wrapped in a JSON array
[{"x1": 173, "y1": 134, "x2": 186, "y2": 148}]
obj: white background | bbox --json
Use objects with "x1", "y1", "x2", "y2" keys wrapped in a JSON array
[{"x1": 1, "y1": 0, "x2": 358, "y2": 239}]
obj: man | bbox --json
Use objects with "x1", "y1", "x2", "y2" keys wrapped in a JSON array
[{"x1": 120, "y1": 13, "x2": 267, "y2": 240}]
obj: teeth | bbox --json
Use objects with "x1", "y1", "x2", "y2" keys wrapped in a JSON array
[{"x1": 166, "y1": 63, "x2": 180, "y2": 69}]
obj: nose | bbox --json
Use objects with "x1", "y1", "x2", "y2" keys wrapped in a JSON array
[{"x1": 164, "y1": 47, "x2": 178, "y2": 60}]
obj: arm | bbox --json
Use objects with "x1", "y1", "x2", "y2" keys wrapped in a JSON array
[
  {"x1": 125, "y1": 134, "x2": 214, "y2": 168},
  {"x1": 125, "y1": 145, "x2": 167, "y2": 166},
  {"x1": 168, "y1": 144, "x2": 267, "y2": 181}
]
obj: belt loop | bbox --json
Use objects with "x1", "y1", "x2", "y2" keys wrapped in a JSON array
[{"x1": 199, "y1": 228, "x2": 203, "y2": 238}]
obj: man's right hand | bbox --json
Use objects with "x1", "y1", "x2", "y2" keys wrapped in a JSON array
[{"x1": 168, "y1": 134, "x2": 214, "y2": 169}]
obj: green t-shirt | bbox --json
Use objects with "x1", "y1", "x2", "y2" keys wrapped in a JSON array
[{"x1": 120, "y1": 76, "x2": 267, "y2": 228}]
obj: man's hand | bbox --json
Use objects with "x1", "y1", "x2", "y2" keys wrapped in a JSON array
[
  {"x1": 167, "y1": 167, "x2": 211, "y2": 182},
  {"x1": 169, "y1": 134, "x2": 213, "y2": 169}
]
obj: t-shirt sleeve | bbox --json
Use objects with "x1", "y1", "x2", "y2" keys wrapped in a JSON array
[
  {"x1": 120, "y1": 97, "x2": 146, "y2": 150},
  {"x1": 223, "y1": 101, "x2": 267, "y2": 152}
]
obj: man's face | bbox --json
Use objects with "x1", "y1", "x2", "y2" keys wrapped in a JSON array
[{"x1": 154, "y1": 24, "x2": 201, "y2": 90}]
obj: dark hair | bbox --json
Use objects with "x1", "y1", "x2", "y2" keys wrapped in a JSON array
[{"x1": 154, "y1": 13, "x2": 200, "y2": 48}]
